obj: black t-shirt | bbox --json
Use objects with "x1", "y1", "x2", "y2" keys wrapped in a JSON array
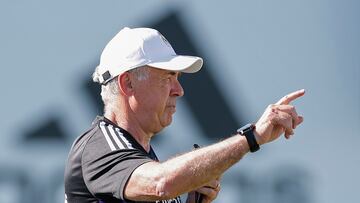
[{"x1": 64, "y1": 116, "x2": 181, "y2": 203}]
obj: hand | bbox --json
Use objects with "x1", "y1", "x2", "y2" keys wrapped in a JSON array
[
  {"x1": 187, "y1": 178, "x2": 221, "y2": 203},
  {"x1": 254, "y1": 89, "x2": 305, "y2": 145}
]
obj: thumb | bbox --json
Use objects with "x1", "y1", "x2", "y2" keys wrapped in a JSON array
[
  {"x1": 295, "y1": 116, "x2": 304, "y2": 128},
  {"x1": 298, "y1": 116, "x2": 304, "y2": 124}
]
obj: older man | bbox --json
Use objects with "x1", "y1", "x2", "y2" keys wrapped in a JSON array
[{"x1": 64, "y1": 27, "x2": 304, "y2": 203}]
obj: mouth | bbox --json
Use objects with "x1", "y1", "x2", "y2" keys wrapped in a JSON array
[
  {"x1": 167, "y1": 100, "x2": 177, "y2": 112},
  {"x1": 167, "y1": 105, "x2": 176, "y2": 112}
]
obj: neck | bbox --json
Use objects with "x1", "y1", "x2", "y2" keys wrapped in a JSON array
[{"x1": 106, "y1": 109, "x2": 153, "y2": 152}]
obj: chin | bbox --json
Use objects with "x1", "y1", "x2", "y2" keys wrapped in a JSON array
[
  {"x1": 164, "y1": 119, "x2": 173, "y2": 127},
  {"x1": 161, "y1": 117, "x2": 173, "y2": 128},
  {"x1": 153, "y1": 122, "x2": 171, "y2": 135}
]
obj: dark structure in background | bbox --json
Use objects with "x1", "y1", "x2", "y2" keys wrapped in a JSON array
[{"x1": 23, "y1": 116, "x2": 67, "y2": 143}]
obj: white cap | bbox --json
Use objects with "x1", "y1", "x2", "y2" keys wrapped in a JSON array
[{"x1": 93, "y1": 27, "x2": 203, "y2": 85}]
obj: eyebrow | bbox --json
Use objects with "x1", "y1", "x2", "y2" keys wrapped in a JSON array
[{"x1": 168, "y1": 71, "x2": 182, "y2": 77}]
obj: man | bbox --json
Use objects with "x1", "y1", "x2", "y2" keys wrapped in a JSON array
[{"x1": 64, "y1": 27, "x2": 305, "y2": 203}]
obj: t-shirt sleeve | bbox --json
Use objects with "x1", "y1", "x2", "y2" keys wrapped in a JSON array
[{"x1": 82, "y1": 129, "x2": 153, "y2": 200}]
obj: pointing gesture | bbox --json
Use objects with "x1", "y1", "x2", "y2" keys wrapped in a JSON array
[
  {"x1": 254, "y1": 89, "x2": 305, "y2": 145},
  {"x1": 276, "y1": 89, "x2": 305, "y2": 105}
]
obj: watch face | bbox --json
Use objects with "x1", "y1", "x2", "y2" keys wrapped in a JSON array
[{"x1": 237, "y1": 123, "x2": 254, "y2": 134}]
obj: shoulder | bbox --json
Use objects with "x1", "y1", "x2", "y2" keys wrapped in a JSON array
[
  {"x1": 81, "y1": 117, "x2": 145, "y2": 161},
  {"x1": 96, "y1": 120, "x2": 135, "y2": 151}
]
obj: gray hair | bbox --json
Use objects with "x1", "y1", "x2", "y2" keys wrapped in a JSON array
[{"x1": 92, "y1": 66, "x2": 150, "y2": 115}]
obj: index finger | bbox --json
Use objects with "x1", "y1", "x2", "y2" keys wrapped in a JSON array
[{"x1": 276, "y1": 89, "x2": 305, "y2": 105}]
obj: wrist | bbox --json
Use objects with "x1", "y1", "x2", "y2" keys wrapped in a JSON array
[
  {"x1": 237, "y1": 124, "x2": 260, "y2": 152},
  {"x1": 253, "y1": 128, "x2": 263, "y2": 146}
]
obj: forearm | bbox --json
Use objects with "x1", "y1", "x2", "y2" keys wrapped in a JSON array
[
  {"x1": 125, "y1": 134, "x2": 250, "y2": 201},
  {"x1": 157, "y1": 134, "x2": 249, "y2": 197}
]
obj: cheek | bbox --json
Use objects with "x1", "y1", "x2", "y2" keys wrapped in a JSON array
[
  {"x1": 137, "y1": 90, "x2": 168, "y2": 111},
  {"x1": 133, "y1": 80, "x2": 171, "y2": 111}
]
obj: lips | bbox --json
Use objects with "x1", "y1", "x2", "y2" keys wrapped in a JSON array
[
  {"x1": 167, "y1": 100, "x2": 177, "y2": 112},
  {"x1": 166, "y1": 101, "x2": 176, "y2": 108},
  {"x1": 167, "y1": 105, "x2": 176, "y2": 113}
]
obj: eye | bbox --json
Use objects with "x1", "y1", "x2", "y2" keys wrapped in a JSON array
[{"x1": 161, "y1": 76, "x2": 171, "y2": 83}]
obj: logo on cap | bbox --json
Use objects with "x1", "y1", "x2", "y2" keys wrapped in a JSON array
[{"x1": 159, "y1": 32, "x2": 172, "y2": 48}]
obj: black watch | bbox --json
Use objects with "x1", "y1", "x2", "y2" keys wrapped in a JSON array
[{"x1": 237, "y1": 123, "x2": 260, "y2": 152}]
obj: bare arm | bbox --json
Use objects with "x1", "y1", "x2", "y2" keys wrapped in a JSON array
[
  {"x1": 125, "y1": 135, "x2": 249, "y2": 201},
  {"x1": 124, "y1": 89, "x2": 305, "y2": 202}
]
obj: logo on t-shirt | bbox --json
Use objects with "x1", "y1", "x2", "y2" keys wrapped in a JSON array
[{"x1": 156, "y1": 196, "x2": 181, "y2": 203}]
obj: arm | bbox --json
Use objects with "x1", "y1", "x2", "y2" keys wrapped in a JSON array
[
  {"x1": 125, "y1": 135, "x2": 249, "y2": 201},
  {"x1": 125, "y1": 89, "x2": 305, "y2": 202}
]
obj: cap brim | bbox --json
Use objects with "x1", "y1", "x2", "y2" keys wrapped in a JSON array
[{"x1": 147, "y1": 55, "x2": 203, "y2": 73}]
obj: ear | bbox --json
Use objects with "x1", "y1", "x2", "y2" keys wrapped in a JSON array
[{"x1": 118, "y1": 72, "x2": 133, "y2": 96}]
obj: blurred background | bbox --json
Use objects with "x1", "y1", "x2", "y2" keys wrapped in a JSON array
[{"x1": 0, "y1": 0, "x2": 359, "y2": 202}]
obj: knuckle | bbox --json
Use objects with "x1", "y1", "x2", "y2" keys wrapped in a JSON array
[
  {"x1": 268, "y1": 114, "x2": 276, "y2": 122},
  {"x1": 287, "y1": 114, "x2": 293, "y2": 120},
  {"x1": 270, "y1": 109, "x2": 277, "y2": 115},
  {"x1": 268, "y1": 104, "x2": 275, "y2": 109},
  {"x1": 284, "y1": 112, "x2": 292, "y2": 119}
]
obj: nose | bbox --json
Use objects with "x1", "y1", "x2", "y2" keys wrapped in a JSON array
[{"x1": 171, "y1": 78, "x2": 184, "y2": 97}]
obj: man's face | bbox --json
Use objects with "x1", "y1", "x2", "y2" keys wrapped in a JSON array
[{"x1": 130, "y1": 67, "x2": 184, "y2": 134}]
